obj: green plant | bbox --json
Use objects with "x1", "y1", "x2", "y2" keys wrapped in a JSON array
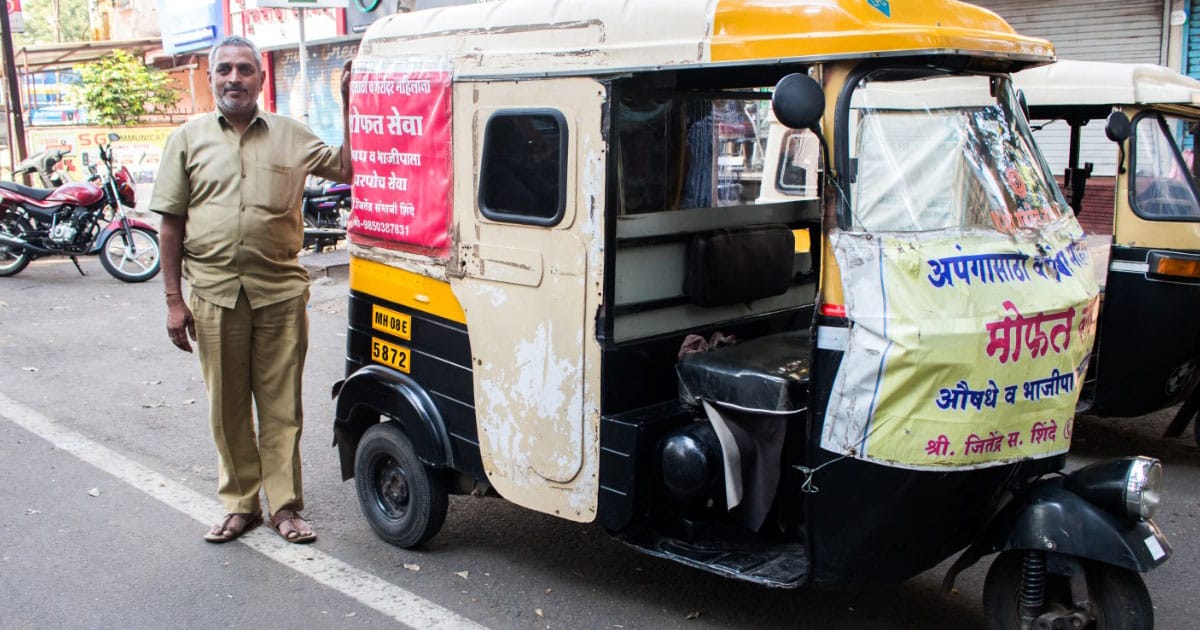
[{"x1": 65, "y1": 49, "x2": 178, "y2": 126}]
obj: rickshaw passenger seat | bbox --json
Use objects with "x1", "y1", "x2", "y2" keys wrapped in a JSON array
[{"x1": 676, "y1": 330, "x2": 811, "y2": 413}]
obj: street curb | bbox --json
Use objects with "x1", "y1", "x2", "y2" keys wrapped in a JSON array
[{"x1": 302, "y1": 249, "x2": 349, "y2": 281}]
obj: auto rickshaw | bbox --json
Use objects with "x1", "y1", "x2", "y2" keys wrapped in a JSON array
[
  {"x1": 334, "y1": 1, "x2": 1171, "y2": 626},
  {"x1": 1014, "y1": 60, "x2": 1200, "y2": 444}
]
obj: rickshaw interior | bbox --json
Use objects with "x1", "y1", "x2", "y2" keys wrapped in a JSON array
[{"x1": 594, "y1": 63, "x2": 1077, "y2": 586}]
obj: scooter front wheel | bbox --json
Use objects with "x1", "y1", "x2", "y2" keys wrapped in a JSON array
[
  {"x1": 0, "y1": 216, "x2": 33, "y2": 277},
  {"x1": 983, "y1": 550, "x2": 1153, "y2": 629},
  {"x1": 354, "y1": 421, "x2": 448, "y2": 548},
  {"x1": 99, "y1": 226, "x2": 160, "y2": 283}
]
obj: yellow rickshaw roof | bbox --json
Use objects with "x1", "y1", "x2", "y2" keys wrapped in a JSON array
[{"x1": 358, "y1": 0, "x2": 1054, "y2": 77}]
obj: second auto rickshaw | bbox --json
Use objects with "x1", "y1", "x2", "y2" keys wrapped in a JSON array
[
  {"x1": 334, "y1": 1, "x2": 1172, "y2": 626},
  {"x1": 1015, "y1": 59, "x2": 1200, "y2": 445}
]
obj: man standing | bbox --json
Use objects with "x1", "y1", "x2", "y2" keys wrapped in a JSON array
[{"x1": 153, "y1": 36, "x2": 353, "y2": 544}]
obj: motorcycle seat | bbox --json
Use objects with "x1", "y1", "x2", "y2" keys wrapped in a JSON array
[
  {"x1": 0, "y1": 181, "x2": 56, "y2": 201},
  {"x1": 676, "y1": 330, "x2": 811, "y2": 413}
]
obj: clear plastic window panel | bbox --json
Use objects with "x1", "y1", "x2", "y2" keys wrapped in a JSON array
[
  {"x1": 617, "y1": 91, "x2": 789, "y2": 213},
  {"x1": 847, "y1": 74, "x2": 1067, "y2": 233},
  {"x1": 1131, "y1": 114, "x2": 1200, "y2": 220}
]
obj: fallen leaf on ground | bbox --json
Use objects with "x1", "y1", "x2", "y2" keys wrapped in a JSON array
[
  {"x1": 142, "y1": 398, "x2": 166, "y2": 408},
  {"x1": 535, "y1": 608, "x2": 544, "y2": 617},
  {"x1": 455, "y1": 570, "x2": 469, "y2": 579},
  {"x1": 25, "y1": 509, "x2": 41, "y2": 515},
  {"x1": 142, "y1": 380, "x2": 162, "y2": 385},
  {"x1": 403, "y1": 563, "x2": 420, "y2": 571},
  {"x1": 87, "y1": 488, "x2": 101, "y2": 497}
]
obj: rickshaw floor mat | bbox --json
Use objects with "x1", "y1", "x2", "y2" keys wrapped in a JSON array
[{"x1": 615, "y1": 527, "x2": 809, "y2": 588}]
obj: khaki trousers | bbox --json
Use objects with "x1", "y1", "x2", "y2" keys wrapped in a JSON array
[{"x1": 192, "y1": 289, "x2": 309, "y2": 516}]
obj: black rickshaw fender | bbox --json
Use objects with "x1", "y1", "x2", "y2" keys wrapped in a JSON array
[
  {"x1": 332, "y1": 364, "x2": 453, "y2": 481},
  {"x1": 942, "y1": 476, "x2": 1170, "y2": 591}
]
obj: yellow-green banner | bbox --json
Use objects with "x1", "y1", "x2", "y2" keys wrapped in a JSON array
[{"x1": 821, "y1": 219, "x2": 1100, "y2": 470}]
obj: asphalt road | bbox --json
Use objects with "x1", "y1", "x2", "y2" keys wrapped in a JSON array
[{"x1": 1, "y1": 254, "x2": 1197, "y2": 629}]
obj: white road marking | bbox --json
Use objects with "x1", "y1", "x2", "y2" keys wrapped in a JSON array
[{"x1": 0, "y1": 392, "x2": 488, "y2": 630}]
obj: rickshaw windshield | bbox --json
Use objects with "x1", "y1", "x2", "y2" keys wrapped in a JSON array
[
  {"x1": 1130, "y1": 112, "x2": 1200, "y2": 220},
  {"x1": 846, "y1": 72, "x2": 1067, "y2": 233}
]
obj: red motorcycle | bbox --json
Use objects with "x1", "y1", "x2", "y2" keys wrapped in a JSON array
[{"x1": 0, "y1": 133, "x2": 160, "y2": 282}]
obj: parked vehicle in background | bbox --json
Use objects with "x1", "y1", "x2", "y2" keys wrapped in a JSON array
[
  {"x1": 12, "y1": 147, "x2": 71, "y2": 188},
  {"x1": 1015, "y1": 60, "x2": 1200, "y2": 444},
  {"x1": 303, "y1": 177, "x2": 350, "y2": 252},
  {"x1": 0, "y1": 133, "x2": 159, "y2": 282},
  {"x1": 332, "y1": 2, "x2": 1171, "y2": 627}
]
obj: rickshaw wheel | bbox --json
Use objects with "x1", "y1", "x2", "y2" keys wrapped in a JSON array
[
  {"x1": 354, "y1": 421, "x2": 448, "y2": 548},
  {"x1": 983, "y1": 551, "x2": 1153, "y2": 629}
]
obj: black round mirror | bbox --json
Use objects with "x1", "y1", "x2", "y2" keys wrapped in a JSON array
[
  {"x1": 772, "y1": 73, "x2": 825, "y2": 131},
  {"x1": 1105, "y1": 111, "x2": 1131, "y2": 142}
]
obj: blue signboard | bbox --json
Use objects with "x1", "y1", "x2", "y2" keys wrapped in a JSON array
[{"x1": 158, "y1": 0, "x2": 224, "y2": 55}]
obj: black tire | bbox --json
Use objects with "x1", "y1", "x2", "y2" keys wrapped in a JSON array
[
  {"x1": 983, "y1": 551, "x2": 1154, "y2": 630},
  {"x1": 354, "y1": 422, "x2": 448, "y2": 548},
  {"x1": 0, "y1": 215, "x2": 33, "y2": 277},
  {"x1": 98, "y1": 226, "x2": 160, "y2": 282}
]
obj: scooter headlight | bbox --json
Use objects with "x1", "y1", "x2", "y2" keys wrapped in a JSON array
[{"x1": 1065, "y1": 456, "x2": 1163, "y2": 519}]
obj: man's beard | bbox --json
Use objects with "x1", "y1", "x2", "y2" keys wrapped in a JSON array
[{"x1": 217, "y1": 90, "x2": 257, "y2": 118}]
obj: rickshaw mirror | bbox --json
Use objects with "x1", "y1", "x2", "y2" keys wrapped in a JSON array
[
  {"x1": 772, "y1": 73, "x2": 825, "y2": 131},
  {"x1": 1105, "y1": 111, "x2": 1131, "y2": 142}
]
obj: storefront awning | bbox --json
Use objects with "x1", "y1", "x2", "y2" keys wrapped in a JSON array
[{"x1": 3, "y1": 38, "x2": 164, "y2": 75}]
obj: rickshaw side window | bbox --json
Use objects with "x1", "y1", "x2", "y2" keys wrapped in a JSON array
[
  {"x1": 479, "y1": 110, "x2": 567, "y2": 226},
  {"x1": 615, "y1": 89, "x2": 781, "y2": 213},
  {"x1": 1130, "y1": 114, "x2": 1200, "y2": 221}
]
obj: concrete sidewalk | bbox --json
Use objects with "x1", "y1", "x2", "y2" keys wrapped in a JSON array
[{"x1": 301, "y1": 247, "x2": 350, "y2": 280}]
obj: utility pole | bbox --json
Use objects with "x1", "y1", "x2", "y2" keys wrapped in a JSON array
[{"x1": 1, "y1": 2, "x2": 28, "y2": 170}]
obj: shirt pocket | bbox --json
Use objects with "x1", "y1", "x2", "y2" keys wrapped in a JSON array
[{"x1": 255, "y1": 163, "x2": 301, "y2": 212}]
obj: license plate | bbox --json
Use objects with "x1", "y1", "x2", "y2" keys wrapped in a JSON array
[
  {"x1": 370, "y1": 337, "x2": 411, "y2": 373},
  {"x1": 371, "y1": 305, "x2": 411, "y2": 340}
]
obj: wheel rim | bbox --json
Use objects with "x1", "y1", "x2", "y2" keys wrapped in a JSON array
[
  {"x1": 106, "y1": 229, "x2": 159, "y2": 276},
  {"x1": 0, "y1": 220, "x2": 29, "y2": 272},
  {"x1": 371, "y1": 454, "x2": 412, "y2": 520}
]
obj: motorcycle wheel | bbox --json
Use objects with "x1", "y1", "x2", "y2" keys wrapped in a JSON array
[
  {"x1": 0, "y1": 216, "x2": 33, "y2": 277},
  {"x1": 99, "y1": 226, "x2": 161, "y2": 283},
  {"x1": 983, "y1": 551, "x2": 1153, "y2": 630},
  {"x1": 354, "y1": 422, "x2": 448, "y2": 549}
]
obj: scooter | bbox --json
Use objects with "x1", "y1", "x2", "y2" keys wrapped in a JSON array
[{"x1": 12, "y1": 147, "x2": 70, "y2": 188}]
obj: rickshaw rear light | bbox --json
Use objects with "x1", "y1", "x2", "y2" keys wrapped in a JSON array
[
  {"x1": 1151, "y1": 255, "x2": 1200, "y2": 280},
  {"x1": 821, "y1": 303, "x2": 846, "y2": 317},
  {"x1": 1066, "y1": 456, "x2": 1163, "y2": 520}
]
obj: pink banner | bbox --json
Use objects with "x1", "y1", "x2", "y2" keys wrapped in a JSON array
[{"x1": 347, "y1": 67, "x2": 452, "y2": 255}]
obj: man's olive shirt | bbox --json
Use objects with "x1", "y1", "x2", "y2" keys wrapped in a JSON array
[{"x1": 151, "y1": 110, "x2": 343, "y2": 309}]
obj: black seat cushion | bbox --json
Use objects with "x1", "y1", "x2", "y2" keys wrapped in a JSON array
[{"x1": 677, "y1": 330, "x2": 811, "y2": 413}]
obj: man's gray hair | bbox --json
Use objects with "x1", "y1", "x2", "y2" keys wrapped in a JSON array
[{"x1": 209, "y1": 36, "x2": 263, "y2": 72}]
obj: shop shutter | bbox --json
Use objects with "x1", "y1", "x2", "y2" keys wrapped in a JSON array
[
  {"x1": 974, "y1": 2, "x2": 1165, "y2": 188},
  {"x1": 271, "y1": 42, "x2": 361, "y2": 146},
  {"x1": 973, "y1": 0, "x2": 1165, "y2": 63}
]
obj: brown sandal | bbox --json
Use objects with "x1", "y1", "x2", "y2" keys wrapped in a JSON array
[
  {"x1": 270, "y1": 509, "x2": 317, "y2": 544},
  {"x1": 204, "y1": 512, "x2": 262, "y2": 543}
]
